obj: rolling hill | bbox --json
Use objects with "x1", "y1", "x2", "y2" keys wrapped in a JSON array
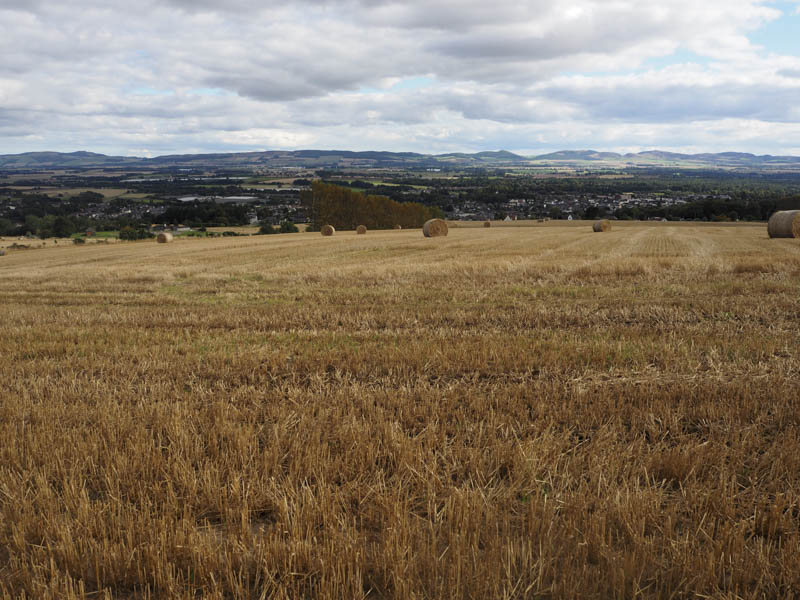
[{"x1": 2, "y1": 149, "x2": 800, "y2": 170}]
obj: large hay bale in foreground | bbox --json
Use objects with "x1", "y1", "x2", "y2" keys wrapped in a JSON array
[
  {"x1": 321, "y1": 225, "x2": 335, "y2": 236},
  {"x1": 356, "y1": 225, "x2": 367, "y2": 235},
  {"x1": 423, "y1": 219, "x2": 448, "y2": 238},
  {"x1": 483, "y1": 221, "x2": 491, "y2": 228},
  {"x1": 767, "y1": 210, "x2": 800, "y2": 238},
  {"x1": 156, "y1": 232, "x2": 173, "y2": 243},
  {"x1": 593, "y1": 220, "x2": 611, "y2": 232}
]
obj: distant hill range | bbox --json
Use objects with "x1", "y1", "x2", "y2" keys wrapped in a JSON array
[
  {"x1": 2, "y1": 149, "x2": 800, "y2": 170},
  {"x1": 532, "y1": 150, "x2": 800, "y2": 168}
]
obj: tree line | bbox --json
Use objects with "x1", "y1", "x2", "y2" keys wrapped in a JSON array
[
  {"x1": 302, "y1": 181, "x2": 442, "y2": 231},
  {"x1": 606, "y1": 194, "x2": 800, "y2": 222}
]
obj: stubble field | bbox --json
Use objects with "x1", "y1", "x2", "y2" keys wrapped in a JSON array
[{"x1": 1, "y1": 221, "x2": 800, "y2": 599}]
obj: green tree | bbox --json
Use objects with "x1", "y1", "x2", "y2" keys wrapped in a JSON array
[
  {"x1": 0, "y1": 217, "x2": 16, "y2": 236},
  {"x1": 25, "y1": 215, "x2": 41, "y2": 237},
  {"x1": 583, "y1": 205, "x2": 600, "y2": 220},
  {"x1": 278, "y1": 221, "x2": 299, "y2": 233},
  {"x1": 52, "y1": 216, "x2": 74, "y2": 238}
]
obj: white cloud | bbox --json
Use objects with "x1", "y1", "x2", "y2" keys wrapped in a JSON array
[{"x1": 0, "y1": 0, "x2": 798, "y2": 155}]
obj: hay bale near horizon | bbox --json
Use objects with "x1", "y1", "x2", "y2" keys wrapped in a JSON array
[
  {"x1": 394, "y1": 225, "x2": 402, "y2": 230},
  {"x1": 156, "y1": 232, "x2": 173, "y2": 243},
  {"x1": 593, "y1": 220, "x2": 611, "y2": 232},
  {"x1": 321, "y1": 225, "x2": 335, "y2": 236},
  {"x1": 423, "y1": 219, "x2": 448, "y2": 238},
  {"x1": 356, "y1": 225, "x2": 367, "y2": 235},
  {"x1": 483, "y1": 221, "x2": 491, "y2": 228},
  {"x1": 767, "y1": 210, "x2": 800, "y2": 238}
]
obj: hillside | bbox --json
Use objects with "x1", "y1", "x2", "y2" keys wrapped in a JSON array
[
  {"x1": 0, "y1": 149, "x2": 527, "y2": 170},
  {"x1": 4, "y1": 148, "x2": 800, "y2": 171},
  {"x1": 532, "y1": 149, "x2": 800, "y2": 169}
]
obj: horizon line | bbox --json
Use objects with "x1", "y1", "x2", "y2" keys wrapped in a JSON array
[{"x1": 4, "y1": 148, "x2": 800, "y2": 160}]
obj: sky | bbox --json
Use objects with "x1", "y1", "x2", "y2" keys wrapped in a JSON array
[{"x1": 1, "y1": 0, "x2": 800, "y2": 157}]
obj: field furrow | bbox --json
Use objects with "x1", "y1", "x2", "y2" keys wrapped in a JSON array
[{"x1": 1, "y1": 222, "x2": 800, "y2": 599}]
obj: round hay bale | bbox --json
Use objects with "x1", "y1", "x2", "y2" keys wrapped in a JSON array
[
  {"x1": 593, "y1": 219, "x2": 611, "y2": 232},
  {"x1": 0, "y1": 249, "x2": 5, "y2": 256},
  {"x1": 321, "y1": 224, "x2": 335, "y2": 236},
  {"x1": 156, "y1": 232, "x2": 174, "y2": 243},
  {"x1": 394, "y1": 225, "x2": 402, "y2": 230},
  {"x1": 356, "y1": 225, "x2": 367, "y2": 235},
  {"x1": 423, "y1": 219, "x2": 448, "y2": 238},
  {"x1": 767, "y1": 210, "x2": 800, "y2": 238},
  {"x1": 483, "y1": 221, "x2": 491, "y2": 228}
]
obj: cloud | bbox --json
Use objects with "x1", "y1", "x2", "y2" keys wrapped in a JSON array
[
  {"x1": 0, "y1": 0, "x2": 797, "y2": 155},
  {"x1": 537, "y1": 67, "x2": 800, "y2": 123}
]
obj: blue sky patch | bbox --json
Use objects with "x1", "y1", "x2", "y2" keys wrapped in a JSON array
[
  {"x1": 641, "y1": 49, "x2": 712, "y2": 70},
  {"x1": 749, "y1": 2, "x2": 800, "y2": 55}
]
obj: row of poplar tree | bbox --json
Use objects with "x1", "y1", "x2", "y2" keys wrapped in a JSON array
[{"x1": 302, "y1": 181, "x2": 443, "y2": 231}]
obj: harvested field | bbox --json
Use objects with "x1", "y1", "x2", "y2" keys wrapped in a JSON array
[
  {"x1": 1, "y1": 222, "x2": 800, "y2": 598},
  {"x1": 206, "y1": 225, "x2": 261, "y2": 236}
]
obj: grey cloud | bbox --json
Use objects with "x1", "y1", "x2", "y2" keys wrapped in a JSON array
[
  {"x1": 0, "y1": 1, "x2": 42, "y2": 11},
  {"x1": 358, "y1": 2, "x2": 551, "y2": 32},
  {"x1": 432, "y1": 35, "x2": 586, "y2": 61},
  {"x1": 428, "y1": 6, "x2": 677, "y2": 65},
  {"x1": 0, "y1": 109, "x2": 40, "y2": 136},
  {"x1": 540, "y1": 81, "x2": 800, "y2": 123},
  {"x1": 0, "y1": 0, "x2": 798, "y2": 155},
  {"x1": 207, "y1": 76, "x2": 328, "y2": 102},
  {"x1": 289, "y1": 93, "x2": 438, "y2": 127},
  {"x1": 0, "y1": 0, "x2": 767, "y2": 97},
  {"x1": 443, "y1": 93, "x2": 563, "y2": 124},
  {"x1": 155, "y1": 0, "x2": 539, "y2": 28}
]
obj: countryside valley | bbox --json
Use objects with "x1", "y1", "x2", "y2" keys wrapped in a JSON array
[{"x1": 2, "y1": 150, "x2": 800, "y2": 242}]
